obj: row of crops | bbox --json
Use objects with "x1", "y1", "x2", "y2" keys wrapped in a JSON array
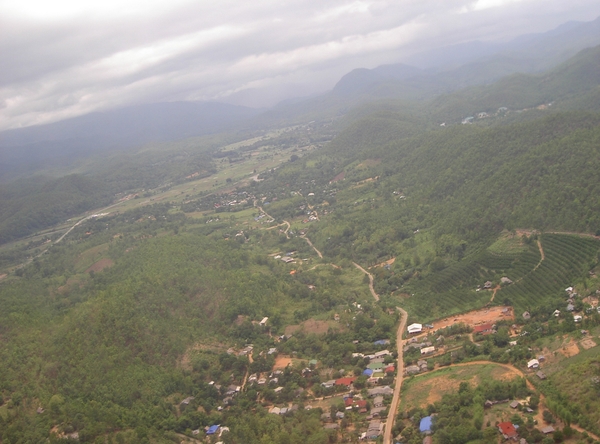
[
  {"x1": 498, "y1": 234, "x2": 600, "y2": 313},
  {"x1": 402, "y1": 234, "x2": 600, "y2": 321}
]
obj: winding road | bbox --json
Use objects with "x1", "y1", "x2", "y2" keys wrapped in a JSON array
[{"x1": 352, "y1": 262, "x2": 379, "y2": 301}]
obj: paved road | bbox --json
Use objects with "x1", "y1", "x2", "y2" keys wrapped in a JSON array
[{"x1": 383, "y1": 307, "x2": 407, "y2": 444}]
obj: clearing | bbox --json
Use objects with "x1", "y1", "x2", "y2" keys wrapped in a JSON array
[
  {"x1": 400, "y1": 363, "x2": 522, "y2": 410},
  {"x1": 85, "y1": 258, "x2": 114, "y2": 273},
  {"x1": 285, "y1": 318, "x2": 336, "y2": 335},
  {"x1": 425, "y1": 305, "x2": 514, "y2": 335},
  {"x1": 274, "y1": 355, "x2": 293, "y2": 369}
]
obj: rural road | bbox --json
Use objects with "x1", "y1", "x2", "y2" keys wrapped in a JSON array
[
  {"x1": 302, "y1": 235, "x2": 323, "y2": 259},
  {"x1": 353, "y1": 262, "x2": 379, "y2": 301},
  {"x1": 383, "y1": 307, "x2": 407, "y2": 444}
]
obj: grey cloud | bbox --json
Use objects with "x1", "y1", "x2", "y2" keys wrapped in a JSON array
[{"x1": 1, "y1": 0, "x2": 599, "y2": 130}]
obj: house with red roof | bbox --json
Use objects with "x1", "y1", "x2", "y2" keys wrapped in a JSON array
[
  {"x1": 498, "y1": 422, "x2": 518, "y2": 439},
  {"x1": 335, "y1": 377, "x2": 356, "y2": 387},
  {"x1": 474, "y1": 323, "x2": 494, "y2": 335},
  {"x1": 355, "y1": 400, "x2": 368, "y2": 413}
]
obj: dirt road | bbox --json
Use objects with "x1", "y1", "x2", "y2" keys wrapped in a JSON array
[
  {"x1": 353, "y1": 262, "x2": 379, "y2": 301},
  {"x1": 302, "y1": 235, "x2": 323, "y2": 259},
  {"x1": 383, "y1": 307, "x2": 407, "y2": 444}
]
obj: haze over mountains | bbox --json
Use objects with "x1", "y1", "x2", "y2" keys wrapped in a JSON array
[{"x1": 2, "y1": 15, "x2": 598, "y2": 177}]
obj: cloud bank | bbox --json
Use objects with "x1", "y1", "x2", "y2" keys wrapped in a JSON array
[{"x1": 1, "y1": 0, "x2": 599, "y2": 130}]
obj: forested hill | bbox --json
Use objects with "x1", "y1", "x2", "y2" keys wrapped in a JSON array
[{"x1": 0, "y1": 175, "x2": 113, "y2": 244}]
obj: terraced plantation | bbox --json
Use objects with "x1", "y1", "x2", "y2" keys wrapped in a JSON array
[
  {"x1": 499, "y1": 234, "x2": 600, "y2": 312},
  {"x1": 402, "y1": 233, "x2": 600, "y2": 320}
]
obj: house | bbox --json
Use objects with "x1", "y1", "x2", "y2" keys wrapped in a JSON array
[
  {"x1": 373, "y1": 396, "x2": 384, "y2": 408},
  {"x1": 368, "y1": 361, "x2": 384, "y2": 370},
  {"x1": 366, "y1": 420, "x2": 384, "y2": 439},
  {"x1": 541, "y1": 426, "x2": 555, "y2": 434},
  {"x1": 374, "y1": 349, "x2": 392, "y2": 358},
  {"x1": 407, "y1": 323, "x2": 423, "y2": 334},
  {"x1": 501, "y1": 276, "x2": 513, "y2": 284},
  {"x1": 259, "y1": 317, "x2": 269, "y2": 326},
  {"x1": 324, "y1": 423, "x2": 339, "y2": 430},
  {"x1": 370, "y1": 406, "x2": 386, "y2": 417},
  {"x1": 355, "y1": 400, "x2": 368, "y2": 413},
  {"x1": 510, "y1": 401, "x2": 520, "y2": 409},
  {"x1": 536, "y1": 371, "x2": 547, "y2": 380},
  {"x1": 335, "y1": 377, "x2": 356, "y2": 387},
  {"x1": 321, "y1": 412, "x2": 332, "y2": 422},
  {"x1": 522, "y1": 311, "x2": 531, "y2": 320},
  {"x1": 567, "y1": 303, "x2": 575, "y2": 312},
  {"x1": 473, "y1": 323, "x2": 494, "y2": 335},
  {"x1": 420, "y1": 416, "x2": 433, "y2": 434},
  {"x1": 206, "y1": 425, "x2": 220, "y2": 435},
  {"x1": 336, "y1": 411, "x2": 345, "y2": 419},
  {"x1": 574, "y1": 315, "x2": 582, "y2": 322},
  {"x1": 421, "y1": 346, "x2": 435, "y2": 355},
  {"x1": 321, "y1": 380, "x2": 336, "y2": 388},
  {"x1": 483, "y1": 281, "x2": 493, "y2": 289},
  {"x1": 368, "y1": 386, "x2": 394, "y2": 397},
  {"x1": 384, "y1": 365, "x2": 395, "y2": 373},
  {"x1": 498, "y1": 422, "x2": 518, "y2": 439},
  {"x1": 363, "y1": 368, "x2": 374, "y2": 377},
  {"x1": 527, "y1": 359, "x2": 539, "y2": 369},
  {"x1": 405, "y1": 365, "x2": 421, "y2": 375},
  {"x1": 181, "y1": 396, "x2": 194, "y2": 405}
]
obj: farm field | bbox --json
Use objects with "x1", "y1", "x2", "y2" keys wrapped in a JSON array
[{"x1": 402, "y1": 233, "x2": 600, "y2": 321}]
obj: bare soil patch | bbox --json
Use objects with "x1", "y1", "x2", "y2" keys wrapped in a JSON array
[
  {"x1": 274, "y1": 356, "x2": 293, "y2": 369},
  {"x1": 357, "y1": 159, "x2": 381, "y2": 169},
  {"x1": 0, "y1": 273, "x2": 7, "y2": 281},
  {"x1": 285, "y1": 319, "x2": 335, "y2": 335},
  {"x1": 330, "y1": 171, "x2": 345, "y2": 183},
  {"x1": 57, "y1": 276, "x2": 83, "y2": 294},
  {"x1": 85, "y1": 258, "x2": 114, "y2": 273},
  {"x1": 370, "y1": 257, "x2": 395, "y2": 269},
  {"x1": 580, "y1": 338, "x2": 597, "y2": 350},
  {"x1": 426, "y1": 306, "x2": 514, "y2": 335},
  {"x1": 558, "y1": 340, "x2": 580, "y2": 358},
  {"x1": 424, "y1": 376, "x2": 464, "y2": 406}
]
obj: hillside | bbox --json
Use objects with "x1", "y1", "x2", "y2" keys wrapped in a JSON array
[{"x1": 1, "y1": 28, "x2": 600, "y2": 444}]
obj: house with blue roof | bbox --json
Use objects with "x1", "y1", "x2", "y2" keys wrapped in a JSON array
[
  {"x1": 206, "y1": 424, "x2": 220, "y2": 435},
  {"x1": 420, "y1": 416, "x2": 432, "y2": 434}
]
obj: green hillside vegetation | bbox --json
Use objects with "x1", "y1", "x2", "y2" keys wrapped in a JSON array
[
  {"x1": 0, "y1": 175, "x2": 113, "y2": 244},
  {"x1": 0, "y1": 41, "x2": 600, "y2": 444}
]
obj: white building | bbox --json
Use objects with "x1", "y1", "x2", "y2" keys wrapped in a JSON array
[{"x1": 407, "y1": 323, "x2": 423, "y2": 334}]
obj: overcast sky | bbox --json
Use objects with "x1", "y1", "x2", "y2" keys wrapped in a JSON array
[{"x1": 1, "y1": 0, "x2": 599, "y2": 131}]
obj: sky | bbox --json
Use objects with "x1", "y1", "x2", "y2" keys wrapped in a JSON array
[{"x1": 1, "y1": 0, "x2": 599, "y2": 131}]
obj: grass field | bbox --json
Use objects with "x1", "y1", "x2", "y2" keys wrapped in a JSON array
[{"x1": 400, "y1": 363, "x2": 521, "y2": 411}]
